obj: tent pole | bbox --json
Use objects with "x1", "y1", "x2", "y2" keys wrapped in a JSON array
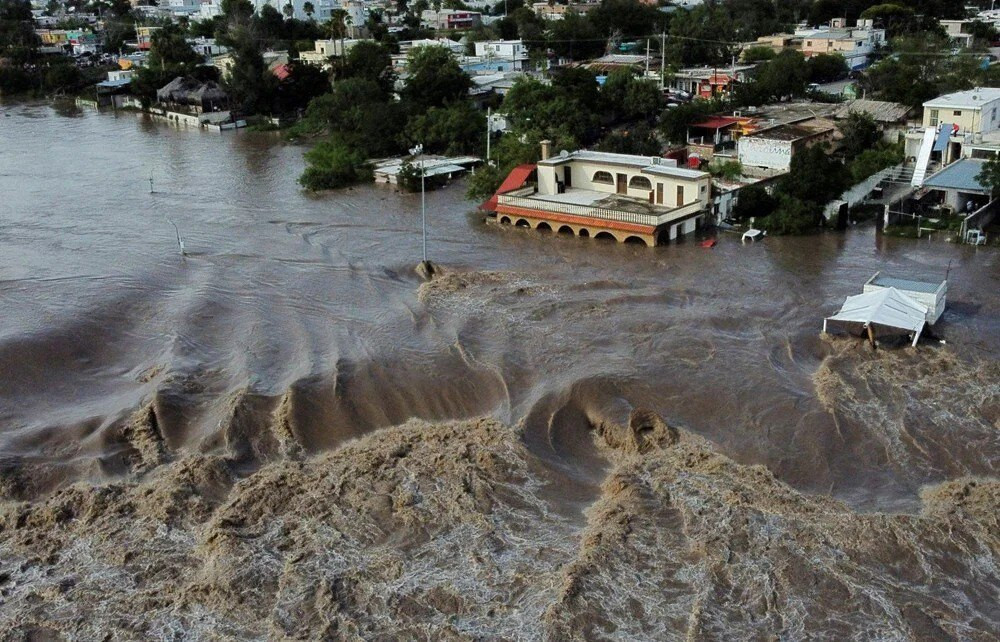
[
  {"x1": 912, "y1": 327, "x2": 922, "y2": 347},
  {"x1": 866, "y1": 324, "x2": 877, "y2": 351}
]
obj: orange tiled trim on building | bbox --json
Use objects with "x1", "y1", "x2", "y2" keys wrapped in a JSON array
[{"x1": 494, "y1": 205, "x2": 657, "y2": 234}]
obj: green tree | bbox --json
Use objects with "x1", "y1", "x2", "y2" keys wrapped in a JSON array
[
  {"x1": 283, "y1": 2, "x2": 294, "y2": 18},
  {"x1": 807, "y1": 53, "x2": 847, "y2": 83},
  {"x1": 734, "y1": 183, "x2": 777, "y2": 221},
  {"x1": 502, "y1": 75, "x2": 599, "y2": 144},
  {"x1": 341, "y1": 40, "x2": 395, "y2": 94},
  {"x1": 148, "y1": 24, "x2": 202, "y2": 68},
  {"x1": 760, "y1": 194, "x2": 817, "y2": 235},
  {"x1": 779, "y1": 143, "x2": 848, "y2": 205},
  {"x1": 466, "y1": 163, "x2": 503, "y2": 201},
  {"x1": 299, "y1": 139, "x2": 371, "y2": 190},
  {"x1": 302, "y1": 77, "x2": 403, "y2": 154},
  {"x1": 0, "y1": 0, "x2": 38, "y2": 65},
  {"x1": 218, "y1": 0, "x2": 277, "y2": 115},
  {"x1": 838, "y1": 111, "x2": 880, "y2": 160},
  {"x1": 848, "y1": 142, "x2": 902, "y2": 183},
  {"x1": 546, "y1": 12, "x2": 602, "y2": 60},
  {"x1": 975, "y1": 155, "x2": 1000, "y2": 197},
  {"x1": 404, "y1": 101, "x2": 485, "y2": 155},
  {"x1": 275, "y1": 60, "x2": 329, "y2": 113},
  {"x1": 596, "y1": 123, "x2": 661, "y2": 155},
  {"x1": 400, "y1": 45, "x2": 471, "y2": 110},
  {"x1": 756, "y1": 49, "x2": 810, "y2": 101},
  {"x1": 665, "y1": 4, "x2": 735, "y2": 66},
  {"x1": 43, "y1": 61, "x2": 82, "y2": 92},
  {"x1": 601, "y1": 69, "x2": 662, "y2": 123},
  {"x1": 743, "y1": 45, "x2": 776, "y2": 62},
  {"x1": 860, "y1": 4, "x2": 918, "y2": 38},
  {"x1": 303, "y1": 1, "x2": 314, "y2": 18},
  {"x1": 589, "y1": 0, "x2": 666, "y2": 40}
]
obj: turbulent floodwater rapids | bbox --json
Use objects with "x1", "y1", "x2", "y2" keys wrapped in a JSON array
[{"x1": 1, "y1": 102, "x2": 999, "y2": 640}]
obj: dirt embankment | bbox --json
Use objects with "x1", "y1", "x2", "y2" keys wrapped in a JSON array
[{"x1": 1, "y1": 399, "x2": 998, "y2": 640}]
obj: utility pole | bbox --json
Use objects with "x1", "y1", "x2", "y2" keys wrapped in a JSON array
[
  {"x1": 486, "y1": 106, "x2": 491, "y2": 165},
  {"x1": 410, "y1": 144, "x2": 428, "y2": 265},
  {"x1": 660, "y1": 32, "x2": 665, "y2": 90},
  {"x1": 645, "y1": 38, "x2": 650, "y2": 77}
]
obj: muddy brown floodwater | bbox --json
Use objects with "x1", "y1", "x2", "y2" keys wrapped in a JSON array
[{"x1": 1, "y1": 101, "x2": 999, "y2": 640}]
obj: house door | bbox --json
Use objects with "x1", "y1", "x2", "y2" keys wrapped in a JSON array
[
  {"x1": 616, "y1": 173, "x2": 627, "y2": 194},
  {"x1": 564, "y1": 166, "x2": 572, "y2": 188},
  {"x1": 676, "y1": 185, "x2": 684, "y2": 205},
  {"x1": 656, "y1": 183, "x2": 663, "y2": 204}
]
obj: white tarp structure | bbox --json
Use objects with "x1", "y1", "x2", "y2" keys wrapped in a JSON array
[{"x1": 823, "y1": 287, "x2": 928, "y2": 347}]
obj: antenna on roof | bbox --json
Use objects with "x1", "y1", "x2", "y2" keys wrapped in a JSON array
[
  {"x1": 148, "y1": 173, "x2": 154, "y2": 193},
  {"x1": 945, "y1": 259, "x2": 952, "y2": 282}
]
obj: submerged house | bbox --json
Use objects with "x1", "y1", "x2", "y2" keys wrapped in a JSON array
[
  {"x1": 485, "y1": 143, "x2": 712, "y2": 246},
  {"x1": 156, "y1": 76, "x2": 228, "y2": 114}
]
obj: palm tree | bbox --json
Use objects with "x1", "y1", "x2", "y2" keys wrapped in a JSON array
[
  {"x1": 328, "y1": 8, "x2": 350, "y2": 66},
  {"x1": 303, "y1": 1, "x2": 314, "y2": 19},
  {"x1": 282, "y1": 2, "x2": 294, "y2": 18}
]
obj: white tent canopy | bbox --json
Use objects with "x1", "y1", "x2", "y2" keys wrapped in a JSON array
[{"x1": 823, "y1": 287, "x2": 928, "y2": 347}]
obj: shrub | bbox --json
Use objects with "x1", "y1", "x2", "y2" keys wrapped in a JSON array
[
  {"x1": 298, "y1": 140, "x2": 370, "y2": 190},
  {"x1": 465, "y1": 164, "x2": 503, "y2": 201},
  {"x1": 759, "y1": 195, "x2": 819, "y2": 235}
]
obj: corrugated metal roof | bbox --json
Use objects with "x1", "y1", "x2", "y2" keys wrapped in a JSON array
[
  {"x1": 923, "y1": 158, "x2": 990, "y2": 192},
  {"x1": 834, "y1": 99, "x2": 911, "y2": 123}
]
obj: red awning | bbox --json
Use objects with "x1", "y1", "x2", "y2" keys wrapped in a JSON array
[
  {"x1": 482, "y1": 164, "x2": 536, "y2": 212},
  {"x1": 690, "y1": 117, "x2": 741, "y2": 130}
]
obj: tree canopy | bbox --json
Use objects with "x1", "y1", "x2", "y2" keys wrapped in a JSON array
[{"x1": 400, "y1": 45, "x2": 471, "y2": 110}]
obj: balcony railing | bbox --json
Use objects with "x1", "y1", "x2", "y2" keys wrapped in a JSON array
[{"x1": 496, "y1": 190, "x2": 704, "y2": 227}]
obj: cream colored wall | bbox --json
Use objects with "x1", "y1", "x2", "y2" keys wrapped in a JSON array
[
  {"x1": 924, "y1": 100, "x2": 1000, "y2": 134},
  {"x1": 538, "y1": 161, "x2": 710, "y2": 208}
]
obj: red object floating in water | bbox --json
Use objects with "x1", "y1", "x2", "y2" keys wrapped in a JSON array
[{"x1": 700, "y1": 239, "x2": 717, "y2": 248}]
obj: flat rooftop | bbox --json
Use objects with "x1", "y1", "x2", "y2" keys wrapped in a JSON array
[
  {"x1": 870, "y1": 275, "x2": 944, "y2": 295},
  {"x1": 746, "y1": 118, "x2": 836, "y2": 141},
  {"x1": 924, "y1": 88, "x2": 1000, "y2": 110},
  {"x1": 528, "y1": 189, "x2": 679, "y2": 216}
]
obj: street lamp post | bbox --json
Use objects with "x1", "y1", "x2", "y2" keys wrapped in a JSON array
[{"x1": 409, "y1": 144, "x2": 427, "y2": 264}]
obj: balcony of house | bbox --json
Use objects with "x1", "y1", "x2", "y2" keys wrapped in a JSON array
[{"x1": 494, "y1": 185, "x2": 706, "y2": 245}]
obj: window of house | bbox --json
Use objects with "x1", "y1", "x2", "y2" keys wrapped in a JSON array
[
  {"x1": 628, "y1": 176, "x2": 652, "y2": 190},
  {"x1": 954, "y1": 110, "x2": 962, "y2": 116},
  {"x1": 806, "y1": 41, "x2": 812, "y2": 47},
  {"x1": 592, "y1": 171, "x2": 614, "y2": 185},
  {"x1": 929, "y1": 109, "x2": 939, "y2": 126}
]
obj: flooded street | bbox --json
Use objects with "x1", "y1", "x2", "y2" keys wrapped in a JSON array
[{"x1": 2, "y1": 102, "x2": 999, "y2": 639}]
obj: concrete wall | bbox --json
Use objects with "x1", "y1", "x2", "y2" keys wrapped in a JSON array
[
  {"x1": 738, "y1": 137, "x2": 793, "y2": 171},
  {"x1": 924, "y1": 98, "x2": 1000, "y2": 134},
  {"x1": 537, "y1": 161, "x2": 710, "y2": 208}
]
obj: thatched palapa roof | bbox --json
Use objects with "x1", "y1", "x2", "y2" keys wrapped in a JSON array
[{"x1": 156, "y1": 76, "x2": 228, "y2": 106}]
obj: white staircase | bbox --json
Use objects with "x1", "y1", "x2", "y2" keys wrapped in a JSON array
[{"x1": 910, "y1": 127, "x2": 936, "y2": 187}]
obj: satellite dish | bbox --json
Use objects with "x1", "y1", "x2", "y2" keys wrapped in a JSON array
[{"x1": 559, "y1": 150, "x2": 569, "y2": 158}]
